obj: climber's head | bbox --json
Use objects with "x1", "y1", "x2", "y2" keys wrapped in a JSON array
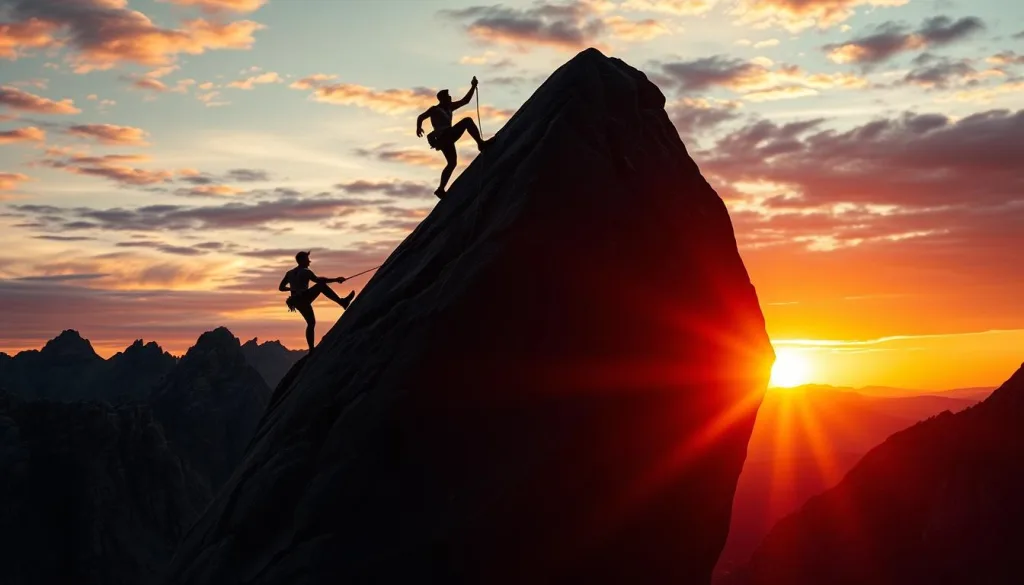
[
  {"x1": 437, "y1": 89, "x2": 451, "y2": 106},
  {"x1": 295, "y1": 250, "x2": 311, "y2": 267}
]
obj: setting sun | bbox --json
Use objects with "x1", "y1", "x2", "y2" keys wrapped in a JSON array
[{"x1": 769, "y1": 347, "x2": 813, "y2": 388}]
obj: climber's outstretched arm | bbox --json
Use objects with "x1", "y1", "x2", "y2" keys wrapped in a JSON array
[
  {"x1": 416, "y1": 109, "x2": 431, "y2": 137},
  {"x1": 452, "y1": 84, "x2": 476, "y2": 110}
]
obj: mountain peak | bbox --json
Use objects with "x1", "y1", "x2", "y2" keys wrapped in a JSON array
[
  {"x1": 187, "y1": 327, "x2": 240, "y2": 357},
  {"x1": 40, "y1": 330, "x2": 100, "y2": 361},
  {"x1": 167, "y1": 50, "x2": 771, "y2": 585}
]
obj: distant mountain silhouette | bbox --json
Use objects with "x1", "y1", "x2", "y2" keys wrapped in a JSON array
[
  {"x1": 166, "y1": 48, "x2": 773, "y2": 585},
  {"x1": 240, "y1": 337, "x2": 305, "y2": 388},
  {"x1": 717, "y1": 386, "x2": 983, "y2": 576},
  {"x1": 150, "y1": 327, "x2": 272, "y2": 492},
  {"x1": 0, "y1": 330, "x2": 300, "y2": 403},
  {"x1": 0, "y1": 327, "x2": 283, "y2": 584},
  {"x1": 725, "y1": 364, "x2": 1024, "y2": 585},
  {"x1": 0, "y1": 392, "x2": 208, "y2": 585},
  {"x1": 0, "y1": 331, "x2": 176, "y2": 402}
]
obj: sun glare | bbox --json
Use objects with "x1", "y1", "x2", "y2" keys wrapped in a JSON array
[{"x1": 769, "y1": 347, "x2": 813, "y2": 388}]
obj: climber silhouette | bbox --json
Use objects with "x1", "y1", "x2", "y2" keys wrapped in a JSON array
[
  {"x1": 279, "y1": 251, "x2": 355, "y2": 352},
  {"x1": 417, "y1": 76, "x2": 493, "y2": 198}
]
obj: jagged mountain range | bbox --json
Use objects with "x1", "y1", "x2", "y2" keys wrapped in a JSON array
[
  {"x1": 0, "y1": 327, "x2": 299, "y2": 585},
  {"x1": 0, "y1": 329, "x2": 303, "y2": 401}
]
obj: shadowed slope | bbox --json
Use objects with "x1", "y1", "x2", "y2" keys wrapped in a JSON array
[
  {"x1": 729, "y1": 363, "x2": 1024, "y2": 585},
  {"x1": 166, "y1": 48, "x2": 772, "y2": 585}
]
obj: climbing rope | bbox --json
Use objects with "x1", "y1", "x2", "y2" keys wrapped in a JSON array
[
  {"x1": 476, "y1": 82, "x2": 483, "y2": 137},
  {"x1": 343, "y1": 265, "x2": 380, "y2": 281}
]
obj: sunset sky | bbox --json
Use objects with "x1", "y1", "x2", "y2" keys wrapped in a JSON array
[{"x1": 1, "y1": 0, "x2": 1021, "y2": 390}]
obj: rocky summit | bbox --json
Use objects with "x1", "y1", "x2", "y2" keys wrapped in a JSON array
[{"x1": 166, "y1": 48, "x2": 773, "y2": 585}]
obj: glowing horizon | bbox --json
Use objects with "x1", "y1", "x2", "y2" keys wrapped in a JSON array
[{"x1": 1, "y1": 0, "x2": 1022, "y2": 391}]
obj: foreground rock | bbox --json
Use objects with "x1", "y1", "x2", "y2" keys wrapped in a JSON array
[
  {"x1": 166, "y1": 48, "x2": 772, "y2": 585},
  {"x1": 0, "y1": 393, "x2": 208, "y2": 585},
  {"x1": 728, "y1": 363, "x2": 1024, "y2": 585}
]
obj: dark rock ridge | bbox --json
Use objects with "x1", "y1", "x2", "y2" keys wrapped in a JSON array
[
  {"x1": 240, "y1": 338, "x2": 305, "y2": 388},
  {"x1": 728, "y1": 363, "x2": 1024, "y2": 585},
  {"x1": 0, "y1": 331, "x2": 176, "y2": 403},
  {"x1": 0, "y1": 392, "x2": 208, "y2": 585},
  {"x1": 151, "y1": 327, "x2": 272, "y2": 492},
  {"x1": 718, "y1": 387, "x2": 981, "y2": 573},
  {"x1": 165, "y1": 48, "x2": 772, "y2": 585}
]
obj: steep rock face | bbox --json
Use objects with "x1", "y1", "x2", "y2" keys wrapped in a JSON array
[
  {"x1": 151, "y1": 327, "x2": 271, "y2": 492},
  {"x1": 240, "y1": 338, "x2": 304, "y2": 388},
  {"x1": 0, "y1": 392, "x2": 208, "y2": 585},
  {"x1": 729, "y1": 363, "x2": 1024, "y2": 585},
  {"x1": 166, "y1": 48, "x2": 772, "y2": 585}
]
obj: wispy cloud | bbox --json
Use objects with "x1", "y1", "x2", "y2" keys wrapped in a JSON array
[
  {"x1": 0, "y1": 126, "x2": 46, "y2": 144},
  {"x1": 0, "y1": 86, "x2": 79, "y2": 114},
  {"x1": 827, "y1": 16, "x2": 985, "y2": 65},
  {"x1": 0, "y1": 0, "x2": 264, "y2": 72},
  {"x1": 67, "y1": 124, "x2": 149, "y2": 146},
  {"x1": 733, "y1": 0, "x2": 908, "y2": 32}
]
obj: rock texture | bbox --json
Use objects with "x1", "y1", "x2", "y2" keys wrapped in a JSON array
[
  {"x1": 0, "y1": 392, "x2": 208, "y2": 585},
  {"x1": 727, "y1": 363, "x2": 1024, "y2": 585},
  {"x1": 166, "y1": 48, "x2": 772, "y2": 585},
  {"x1": 151, "y1": 327, "x2": 272, "y2": 493},
  {"x1": 240, "y1": 338, "x2": 305, "y2": 388}
]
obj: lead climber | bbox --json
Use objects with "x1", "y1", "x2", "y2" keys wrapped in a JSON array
[
  {"x1": 416, "y1": 76, "x2": 493, "y2": 198},
  {"x1": 279, "y1": 251, "x2": 355, "y2": 352}
]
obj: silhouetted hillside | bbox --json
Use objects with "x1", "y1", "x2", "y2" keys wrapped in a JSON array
[
  {"x1": 0, "y1": 392, "x2": 208, "y2": 585},
  {"x1": 165, "y1": 48, "x2": 773, "y2": 585},
  {"x1": 727, "y1": 363, "x2": 1024, "y2": 585},
  {"x1": 718, "y1": 386, "x2": 980, "y2": 574}
]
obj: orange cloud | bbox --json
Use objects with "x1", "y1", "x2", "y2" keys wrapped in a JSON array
[
  {"x1": 44, "y1": 153, "x2": 175, "y2": 186},
  {"x1": 988, "y1": 51, "x2": 1024, "y2": 66},
  {"x1": 353, "y1": 144, "x2": 443, "y2": 168},
  {"x1": 444, "y1": 2, "x2": 664, "y2": 50},
  {"x1": 0, "y1": 86, "x2": 80, "y2": 114},
  {"x1": 289, "y1": 74, "x2": 337, "y2": 90},
  {"x1": 158, "y1": 0, "x2": 267, "y2": 13},
  {"x1": 657, "y1": 57, "x2": 867, "y2": 101},
  {"x1": 0, "y1": 172, "x2": 30, "y2": 190},
  {"x1": 227, "y1": 71, "x2": 282, "y2": 89},
  {"x1": 179, "y1": 185, "x2": 244, "y2": 196},
  {"x1": 619, "y1": 0, "x2": 717, "y2": 15},
  {"x1": 603, "y1": 16, "x2": 669, "y2": 41},
  {"x1": 0, "y1": 126, "x2": 46, "y2": 144},
  {"x1": 733, "y1": 0, "x2": 908, "y2": 32},
  {"x1": 0, "y1": 19, "x2": 58, "y2": 59},
  {"x1": 290, "y1": 77, "x2": 434, "y2": 114},
  {"x1": 67, "y1": 124, "x2": 149, "y2": 146},
  {"x1": 0, "y1": 0, "x2": 264, "y2": 73}
]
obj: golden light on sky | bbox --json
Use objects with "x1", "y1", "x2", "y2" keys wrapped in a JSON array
[
  {"x1": 768, "y1": 347, "x2": 813, "y2": 388},
  {"x1": 0, "y1": 0, "x2": 1021, "y2": 392}
]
